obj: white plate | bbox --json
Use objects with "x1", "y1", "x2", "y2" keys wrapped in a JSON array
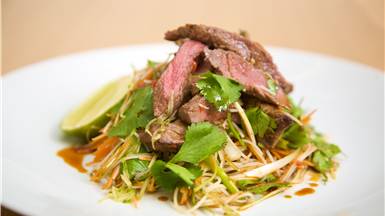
[{"x1": 2, "y1": 43, "x2": 384, "y2": 216}]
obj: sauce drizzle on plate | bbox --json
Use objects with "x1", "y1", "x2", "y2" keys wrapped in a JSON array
[
  {"x1": 57, "y1": 147, "x2": 87, "y2": 173},
  {"x1": 295, "y1": 188, "x2": 315, "y2": 196},
  {"x1": 158, "y1": 196, "x2": 169, "y2": 201}
]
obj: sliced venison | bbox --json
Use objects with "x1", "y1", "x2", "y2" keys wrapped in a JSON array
[
  {"x1": 138, "y1": 120, "x2": 186, "y2": 152},
  {"x1": 165, "y1": 24, "x2": 293, "y2": 93},
  {"x1": 153, "y1": 40, "x2": 206, "y2": 116},
  {"x1": 178, "y1": 95, "x2": 226, "y2": 124},
  {"x1": 204, "y1": 48, "x2": 289, "y2": 107}
]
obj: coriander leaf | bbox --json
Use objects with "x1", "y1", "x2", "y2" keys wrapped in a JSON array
[
  {"x1": 108, "y1": 87, "x2": 153, "y2": 137},
  {"x1": 151, "y1": 160, "x2": 202, "y2": 190},
  {"x1": 121, "y1": 159, "x2": 149, "y2": 179},
  {"x1": 170, "y1": 122, "x2": 227, "y2": 164},
  {"x1": 288, "y1": 97, "x2": 304, "y2": 118},
  {"x1": 184, "y1": 164, "x2": 203, "y2": 178},
  {"x1": 312, "y1": 133, "x2": 341, "y2": 157},
  {"x1": 151, "y1": 160, "x2": 181, "y2": 191},
  {"x1": 312, "y1": 151, "x2": 333, "y2": 173},
  {"x1": 311, "y1": 133, "x2": 341, "y2": 173},
  {"x1": 283, "y1": 124, "x2": 309, "y2": 149},
  {"x1": 165, "y1": 163, "x2": 196, "y2": 186},
  {"x1": 249, "y1": 183, "x2": 289, "y2": 194},
  {"x1": 147, "y1": 60, "x2": 159, "y2": 69},
  {"x1": 108, "y1": 99, "x2": 124, "y2": 115},
  {"x1": 246, "y1": 107, "x2": 276, "y2": 138},
  {"x1": 196, "y1": 72, "x2": 243, "y2": 111}
]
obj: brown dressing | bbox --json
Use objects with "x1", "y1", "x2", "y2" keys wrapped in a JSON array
[
  {"x1": 90, "y1": 137, "x2": 120, "y2": 164},
  {"x1": 284, "y1": 195, "x2": 292, "y2": 199},
  {"x1": 309, "y1": 172, "x2": 321, "y2": 182},
  {"x1": 309, "y1": 183, "x2": 318, "y2": 187},
  {"x1": 295, "y1": 188, "x2": 315, "y2": 196},
  {"x1": 57, "y1": 147, "x2": 87, "y2": 173},
  {"x1": 158, "y1": 196, "x2": 169, "y2": 202}
]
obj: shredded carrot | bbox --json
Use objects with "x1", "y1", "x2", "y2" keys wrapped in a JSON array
[
  {"x1": 301, "y1": 110, "x2": 317, "y2": 125},
  {"x1": 102, "y1": 165, "x2": 120, "y2": 189},
  {"x1": 134, "y1": 68, "x2": 154, "y2": 89},
  {"x1": 74, "y1": 135, "x2": 108, "y2": 154},
  {"x1": 179, "y1": 187, "x2": 190, "y2": 205},
  {"x1": 271, "y1": 150, "x2": 283, "y2": 160},
  {"x1": 87, "y1": 137, "x2": 120, "y2": 165}
]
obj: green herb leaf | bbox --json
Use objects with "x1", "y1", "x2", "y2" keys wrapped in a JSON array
[
  {"x1": 147, "y1": 60, "x2": 159, "y2": 69},
  {"x1": 283, "y1": 124, "x2": 309, "y2": 149},
  {"x1": 196, "y1": 72, "x2": 243, "y2": 111},
  {"x1": 165, "y1": 163, "x2": 197, "y2": 186},
  {"x1": 246, "y1": 107, "x2": 276, "y2": 138},
  {"x1": 311, "y1": 133, "x2": 341, "y2": 173},
  {"x1": 184, "y1": 164, "x2": 203, "y2": 178},
  {"x1": 121, "y1": 159, "x2": 149, "y2": 180},
  {"x1": 151, "y1": 160, "x2": 181, "y2": 191},
  {"x1": 249, "y1": 183, "x2": 289, "y2": 194},
  {"x1": 288, "y1": 97, "x2": 304, "y2": 118},
  {"x1": 171, "y1": 122, "x2": 227, "y2": 164},
  {"x1": 312, "y1": 151, "x2": 333, "y2": 173},
  {"x1": 108, "y1": 99, "x2": 124, "y2": 115},
  {"x1": 312, "y1": 133, "x2": 341, "y2": 157},
  {"x1": 108, "y1": 87, "x2": 153, "y2": 137},
  {"x1": 151, "y1": 160, "x2": 202, "y2": 190}
]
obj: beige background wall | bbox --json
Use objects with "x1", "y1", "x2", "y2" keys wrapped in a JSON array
[{"x1": 2, "y1": 0, "x2": 384, "y2": 75}]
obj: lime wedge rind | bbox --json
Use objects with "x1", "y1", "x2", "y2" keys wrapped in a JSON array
[{"x1": 61, "y1": 75, "x2": 134, "y2": 137}]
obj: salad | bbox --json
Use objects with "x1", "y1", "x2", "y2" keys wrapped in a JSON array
[{"x1": 59, "y1": 24, "x2": 341, "y2": 215}]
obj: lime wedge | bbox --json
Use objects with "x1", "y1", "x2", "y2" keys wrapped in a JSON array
[{"x1": 61, "y1": 75, "x2": 133, "y2": 137}]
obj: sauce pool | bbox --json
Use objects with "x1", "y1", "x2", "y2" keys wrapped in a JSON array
[
  {"x1": 295, "y1": 188, "x2": 315, "y2": 196},
  {"x1": 57, "y1": 147, "x2": 87, "y2": 173},
  {"x1": 158, "y1": 196, "x2": 169, "y2": 202},
  {"x1": 309, "y1": 172, "x2": 321, "y2": 182},
  {"x1": 284, "y1": 195, "x2": 292, "y2": 199},
  {"x1": 309, "y1": 183, "x2": 318, "y2": 187}
]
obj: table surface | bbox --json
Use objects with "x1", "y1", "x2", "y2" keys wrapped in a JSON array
[
  {"x1": 2, "y1": 0, "x2": 384, "y2": 76},
  {"x1": 1, "y1": 0, "x2": 384, "y2": 215}
]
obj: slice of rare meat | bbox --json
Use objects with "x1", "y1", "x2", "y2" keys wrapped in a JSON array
[
  {"x1": 204, "y1": 48, "x2": 289, "y2": 107},
  {"x1": 153, "y1": 40, "x2": 206, "y2": 116},
  {"x1": 164, "y1": 24, "x2": 293, "y2": 93},
  {"x1": 138, "y1": 120, "x2": 186, "y2": 152},
  {"x1": 178, "y1": 95, "x2": 226, "y2": 124}
]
